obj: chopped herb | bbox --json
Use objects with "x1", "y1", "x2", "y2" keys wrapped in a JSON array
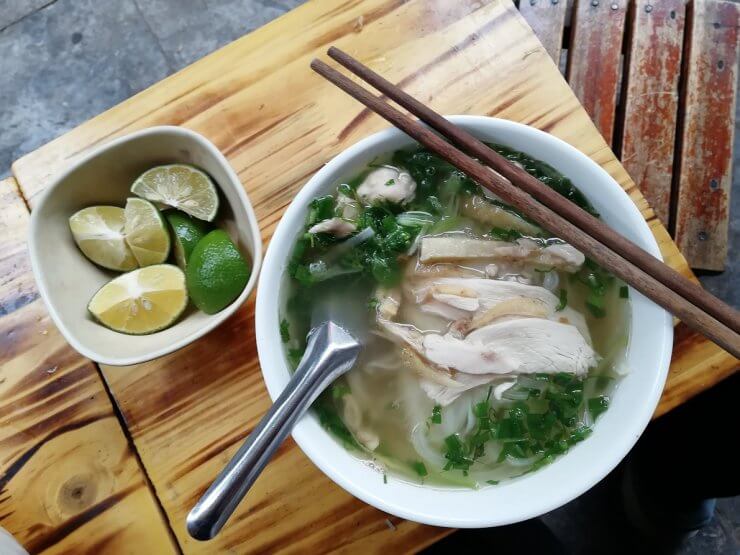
[
  {"x1": 385, "y1": 178, "x2": 396, "y2": 187},
  {"x1": 620, "y1": 285, "x2": 629, "y2": 299},
  {"x1": 314, "y1": 394, "x2": 358, "y2": 449},
  {"x1": 489, "y1": 227, "x2": 523, "y2": 242},
  {"x1": 279, "y1": 318, "x2": 290, "y2": 343},
  {"x1": 431, "y1": 404, "x2": 442, "y2": 424},
  {"x1": 337, "y1": 183, "x2": 354, "y2": 196},
  {"x1": 486, "y1": 479, "x2": 500, "y2": 485},
  {"x1": 411, "y1": 461, "x2": 428, "y2": 477},
  {"x1": 332, "y1": 383, "x2": 350, "y2": 399},
  {"x1": 586, "y1": 290, "x2": 606, "y2": 318},
  {"x1": 287, "y1": 347, "x2": 304, "y2": 368},
  {"x1": 368, "y1": 297, "x2": 379, "y2": 310},
  {"x1": 588, "y1": 396, "x2": 610, "y2": 420},
  {"x1": 307, "y1": 195, "x2": 336, "y2": 226},
  {"x1": 383, "y1": 473, "x2": 388, "y2": 484},
  {"x1": 556, "y1": 288, "x2": 568, "y2": 311}
]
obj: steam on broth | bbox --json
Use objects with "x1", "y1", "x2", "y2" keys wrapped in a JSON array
[{"x1": 282, "y1": 144, "x2": 630, "y2": 487}]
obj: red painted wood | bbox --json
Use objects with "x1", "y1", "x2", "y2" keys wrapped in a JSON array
[
  {"x1": 674, "y1": 0, "x2": 739, "y2": 270},
  {"x1": 519, "y1": 0, "x2": 568, "y2": 64},
  {"x1": 567, "y1": 0, "x2": 628, "y2": 145},
  {"x1": 620, "y1": 0, "x2": 686, "y2": 224}
]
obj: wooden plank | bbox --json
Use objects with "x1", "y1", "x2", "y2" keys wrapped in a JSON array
[
  {"x1": 518, "y1": 0, "x2": 568, "y2": 63},
  {"x1": 0, "y1": 178, "x2": 177, "y2": 554},
  {"x1": 673, "y1": 0, "x2": 739, "y2": 270},
  {"x1": 567, "y1": 0, "x2": 628, "y2": 144},
  {"x1": 8, "y1": 0, "x2": 736, "y2": 552},
  {"x1": 619, "y1": 0, "x2": 686, "y2": 224}
]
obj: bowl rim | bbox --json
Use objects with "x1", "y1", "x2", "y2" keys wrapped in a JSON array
[
  {"x1": 28, "y1": 125, "x2": 263, "y2": 366},
  {"x1": 255, "y1": 116, "x2": 673, "y2": 528}
]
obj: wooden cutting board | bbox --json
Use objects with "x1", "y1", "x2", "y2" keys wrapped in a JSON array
[{"x1": 5, "y1": 0, "x2": 738, "y2": 552}]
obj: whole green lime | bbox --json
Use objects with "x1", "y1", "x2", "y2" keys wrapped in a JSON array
[
  {"x1": 186, "y1": 230, "x2": 250, "y2": 314},
  {"x1": 166, "y1": 211, "x2": 210, "y2": 268}
]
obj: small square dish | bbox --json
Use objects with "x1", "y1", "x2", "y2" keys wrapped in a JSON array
[{"x1": 29, "y1": 126, "x2": 262, "y2": 366}]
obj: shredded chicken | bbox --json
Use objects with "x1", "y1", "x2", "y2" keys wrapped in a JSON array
[
  {"x1": 372, "y1": 275, "x2": 598, "y2": 406},
  {"x1": 422, "y1": 318, "x2": 598, "y2": 376},
  {"x1": 308, "y1": 217, "x2": 356, "y2": 238},
  {"x1": 356, "y1": 166, "x2": 416, "y2": 205}
]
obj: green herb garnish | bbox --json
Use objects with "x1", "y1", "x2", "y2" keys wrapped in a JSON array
[
  {"x1": 556, "y1": 288, "x2": 568, "y2": 311},
  {"x1": 431, "y1": 404, "x2": 442, "y2": 424},
  {"x1": 489, "y1": 227, "x2": 523, "y2": 242},
  {"x1": 279, "y1": 318, "x2": 290, "y2": 343},
  {"x1": 620, "y1": 285, "x2": 629, "y2": 298},
  {"x1": 411, "y1": 461, "x2": 428, "y2": 477}
]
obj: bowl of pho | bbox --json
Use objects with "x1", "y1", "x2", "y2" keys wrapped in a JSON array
[{"x1": 255, "y1": 116, "x2": 672, "y2": 527}]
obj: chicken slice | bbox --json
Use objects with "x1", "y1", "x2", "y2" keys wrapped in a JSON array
[
  {"x1": 423, "y1": 318, "x2": 598, "y2": 376},
  {"x1": 356, "y1": 166, "x2": 416, "y2": 205},
  {"x1": 419, "y1": 235, "x2": 584, "y2": 272},
  {"x1": 412, "y1": 277, "x2": 590, "y2": 342},
  {"x1": 308, "y1": 217, "x2": 356, "y2": 238}
]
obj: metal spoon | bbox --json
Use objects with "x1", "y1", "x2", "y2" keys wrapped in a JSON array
[{"x1": 186, "y1": 318, "x2": 362, "y2": 540}]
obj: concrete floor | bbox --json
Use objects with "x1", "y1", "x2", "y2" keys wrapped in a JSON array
[{"x1": 1, "y1": 1, "x2": 737, "y2": 553}]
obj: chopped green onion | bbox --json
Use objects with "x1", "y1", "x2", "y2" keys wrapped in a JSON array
[
  {"x1": 486, "y1": 479, "x2": 499, "y2": 485},
  {"x1": 396, "y1": 211, "x2": 436, "y2": 227},
  {"x1": 383, "y1": 473, "x2": 388, "y2": 484},
  {"x1": 332, "y1": 383, "x2": 350, "y2": 399},
  {"x1": 385, "y1": 179, "x2": 396, "y2": 187},
  {"x1": 431, "y1": 404, "x2": 442, "y2": 424},
  {"x1": 489, "y1": 227, "x2": 523, "y2": 242},
  {"x1": 620, "y1": 285, "x2": 629, "y2": 298},
  {"x1": 279, "y1": 318, "x2": 290, "y2": 343},
  {"x1": 588, "y1": 396, "x2": 610, "y2": 420},
  {"x1": 556, "y1": 289, "x2": 568, "y2": 311},
  {"x1": 367, "y1": 297, "x2": 379, "y2": 310},
  {"x1": 411, "y1": 461, "x2": 428, "y2": 477}
]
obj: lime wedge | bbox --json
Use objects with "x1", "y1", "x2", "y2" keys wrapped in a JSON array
[
  {"x1": 124, "y1": 198, "x2": 171, "y2": 267},
  {"x1": 186, "y1": 230, "x2": 250, "y2": 314},
  {"x1": 165, "y1": 211, "x2": 210, "y2": 269},
  {"x1": 88, "y1": 264, "x2": 188, "y2": 334},
  {"x1": 131, "y1": 164, "x2": 219, "y2": 221},
  {"x1": 69, "y1": 206, "x2": 138, "y2": 271}
]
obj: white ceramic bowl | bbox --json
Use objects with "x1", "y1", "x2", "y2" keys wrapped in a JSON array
[
  {"x1": 29, "y1": 126, "x2": 262, "y2": 366},
  {"x1": 255, "y1": 116, "x2": 672, "y2": 528}
]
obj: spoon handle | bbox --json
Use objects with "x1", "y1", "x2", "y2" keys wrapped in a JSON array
[{"x1": 186, "y1": 322, "x2": 361, "y2": 541}]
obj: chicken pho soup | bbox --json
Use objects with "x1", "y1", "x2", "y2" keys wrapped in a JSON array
[{"x1": 281, "y1": 144, "x2": 630, "y2": 487}]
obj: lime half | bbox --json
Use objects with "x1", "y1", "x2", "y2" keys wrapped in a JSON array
[
  {"x1": 186, "y1": 230, "x2": 250, "y2": 314},
  {"x1": 88, "y1": 264, "x2": 188, "y2": 334},
  {"x1": 124, "y1": 198, "x2": 171, "y2": 267},
  {"x1": 165, "y1": 211, "x2": 210, "y2": 269},
  {"x1": 131, "y1": 164, "x2": 219, "y2": 221},
  {"x1": 69, "y1": 206, "x2": 138, "y2": 271}
]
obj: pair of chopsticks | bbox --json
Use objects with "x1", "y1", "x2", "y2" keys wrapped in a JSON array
[{"x1": 310, "y1": 47, "x2": 740, "y2": 359}]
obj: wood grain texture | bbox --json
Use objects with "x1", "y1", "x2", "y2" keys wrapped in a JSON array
[
  {"x1": 619, "y1": 0, "x2": 685, "y2": 224},
  {"x1": 7, "y1": 0, "x2": 737, "y2": 552},
  {"x1": 0, "y1": 178, "x2": 176, "y2": 554},
  {"x1": 567, "y1": 0, "x2": 628, "y2": 145},
  {"x1": 674, "y1": 0, "x2": 739, "y2": 270},
  {"x1": 518, "y1": 0, "x2": 568, "y2": 63}
]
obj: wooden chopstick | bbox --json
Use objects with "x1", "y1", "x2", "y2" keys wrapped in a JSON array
[
  {"x1": 326, "y1": 46, "x2": 740, "y2": 337},
  {"x1": 310, "y1": 57, "x2": 740, "y2": 359}
]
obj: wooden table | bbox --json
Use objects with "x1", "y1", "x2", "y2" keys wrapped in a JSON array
[{"x1": 1, "y1": 0, "x2": 737, "y2": 553}]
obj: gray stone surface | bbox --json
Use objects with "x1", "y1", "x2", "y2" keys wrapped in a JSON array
[
  {"x1": 0, "y1": 0, "x2": 55, "y2": 30},
  {"x1": 0, "y1": 1, "x2": 736, "y2": 553}
]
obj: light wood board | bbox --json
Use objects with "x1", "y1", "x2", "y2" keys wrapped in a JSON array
[
  {"x1": 7, "y1": 0, "x2": 739, "y2": 553},
  {"x1": 0, "y1": 178, "x2": 177, "y2": 554}
]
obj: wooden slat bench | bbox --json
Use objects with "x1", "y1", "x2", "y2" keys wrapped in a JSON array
[{"x1": 518, "y1": 0, "x2": 739, "y2": 271}]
